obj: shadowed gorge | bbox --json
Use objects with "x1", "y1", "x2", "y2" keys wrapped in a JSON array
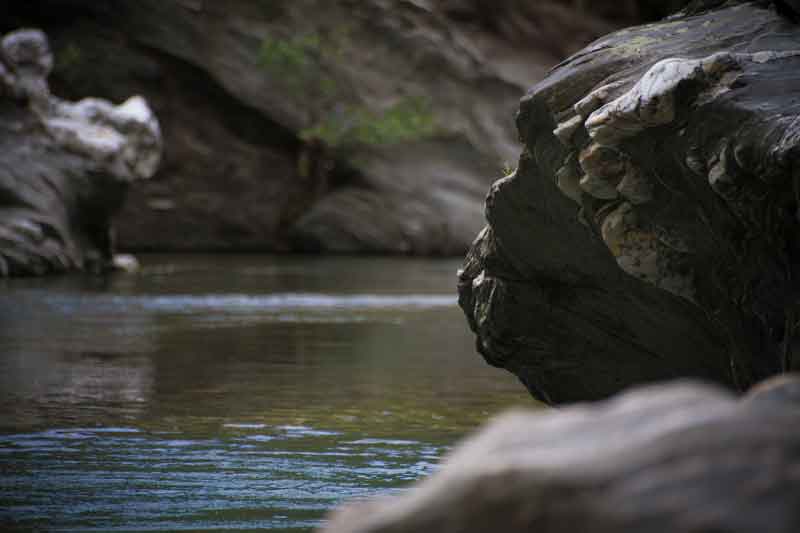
[
  {"x1": 3, "y1": 1, "x2": 800, "y2": 532},
  {"x1": 1, "y1": 0, "x2": 685, "y2": 257}
]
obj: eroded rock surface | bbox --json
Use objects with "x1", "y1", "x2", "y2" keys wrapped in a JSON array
[
  {"x1": 322, "y1": 375, "x2": 800, "y2": 533},
  {"x1": 459, "y1": 0, "x2": 800, "y2": 402},
  {"x1": 1, "y1": 1, "x2": 679, "y2": 254},
  {"x1": 0, "y1": 29, "x2": 161, "y2": 276}
]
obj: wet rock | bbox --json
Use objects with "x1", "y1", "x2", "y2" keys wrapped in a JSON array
[
  {"x1": 0, "y1": 28, "x2": 161, "y2": 276},
  {"x1": 458, "y1": 0, "x2": 800, "y2": 402},
  {"x1": 321, "y1": 375, "x2": 800, "y2": 533}
]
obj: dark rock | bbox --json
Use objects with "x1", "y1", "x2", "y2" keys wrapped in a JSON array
[
  {"x1": 458, "y1": 0, "x2": 800, "y2": 402},
  {"x1": 0, "y1": 28, "x2": 161, "y2": 276},
  {"x1": 321, "y1": 375, "x2": 800, "y2": 533},
  {"x1": 0, "y1": 0, "x2": 665, "y2": 254}
]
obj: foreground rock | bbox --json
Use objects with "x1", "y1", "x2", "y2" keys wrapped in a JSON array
[
  {"x1": 1, "y1": 1, "x2": 678, "y2": 254},
  {"x1": 458, "y1": 0, "x2": 800, "y2": 402},
  {"x1": 0, "y1": 29, "x2": 160, "y2": 276},
  {"x1": 322, "y1": 375, "x2": 800, "y2": 533}
]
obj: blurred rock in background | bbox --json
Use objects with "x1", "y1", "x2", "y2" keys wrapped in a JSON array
[
  {"x1": 0, "y1": 0, "x2": 688, "y2": 256},
  {"x1": 0, "y1": 28, "x2": 160, "y2": 276}
]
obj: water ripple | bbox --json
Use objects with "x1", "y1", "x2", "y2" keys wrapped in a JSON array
[
  {"x1": 0, "y1": 425, "x2": 444, "y2": 531},
  {"x1": 31, "y1": 293, "x2": 457, "y2": 314}
]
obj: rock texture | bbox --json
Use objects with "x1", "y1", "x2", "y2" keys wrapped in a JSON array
[
  {"x1": 458, "y1": 0, "x2": 800, "y2": 402},
  {"x1": 0, "y1": 28, "x2": 161, "y2": 276},
  {"x1": 1, "y1": 0, "x2": 679, "y2": 254},
  {"x1": 322, "y1": 375, "x2": 800, "y2": 533}
]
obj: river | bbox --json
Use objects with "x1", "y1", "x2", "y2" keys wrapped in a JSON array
[{"x1": 0, "y1": 255, "x2": 534, "y2": 532}]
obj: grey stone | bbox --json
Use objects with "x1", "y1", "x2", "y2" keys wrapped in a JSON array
[
  {"x1": 321, "y1": 376, "x2": 800, "y2": 533},
  {"x1": 458, "y1": 0, "x2": 800, "y2": 402},
  {"x1": 0, "y1": 28, "x2": 161, "y2": 276}
]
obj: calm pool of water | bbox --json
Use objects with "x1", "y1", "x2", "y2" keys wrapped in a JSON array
[{"x1": 0, "y1": 255, "x2": 534, "y2": 532}]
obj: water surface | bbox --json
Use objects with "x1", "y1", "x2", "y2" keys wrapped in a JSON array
[{"x1": 0, "y1": 255, "x2": 533, "y2": 532}]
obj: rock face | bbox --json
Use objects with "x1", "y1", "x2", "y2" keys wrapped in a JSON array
[
  {"x1": 321, "y1": 375, "x2": 800, "y2": 533},
  {"x1": 458, "y1": 0, "x2": 800, "y2": 403},
  {"x1": 0, "y1": 1, "x2": 675, "y2": 254},
  {"x1": 0, "y1": 28, "x2": 161, "y2": 276}
]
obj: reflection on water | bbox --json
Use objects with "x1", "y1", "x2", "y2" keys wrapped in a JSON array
[{"x1": 0, "y1": 255, "x2": 533, "y2": 532}]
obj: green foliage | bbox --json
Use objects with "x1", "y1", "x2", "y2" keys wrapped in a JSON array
[
  {"x1": 257, "y1": 29, "x2": 437, "y2": 150},
  {"x1": 256, "y1": 31, "x2": 342, "y2": 95},
  {"x1": 300, "y1": 96, "x2": 438, "y2": 148},
  {"x1": 258, "y1": 34, "x2": 319, "y2": 71}
]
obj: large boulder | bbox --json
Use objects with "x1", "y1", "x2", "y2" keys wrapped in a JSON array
[
  {"x1": 458, "y1": 0, "x2": 800, "y2": 403},
  {"x1": 321, "y1": 375, "x2": 800, "y2": 533},
  {"x1": 0, "y1": 28, "x2": 161, "y2": 276},
  {"x1": 0, "y1": 1, "x2": 672, "y2": 254}
]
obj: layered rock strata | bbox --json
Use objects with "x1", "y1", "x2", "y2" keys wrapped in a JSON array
[
  {"x1": 459, "y1": 0, "x2": 800, "y2": 402},
  {"x1": 0, "y1": 29, "x2": 161, "y2": 276}
]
